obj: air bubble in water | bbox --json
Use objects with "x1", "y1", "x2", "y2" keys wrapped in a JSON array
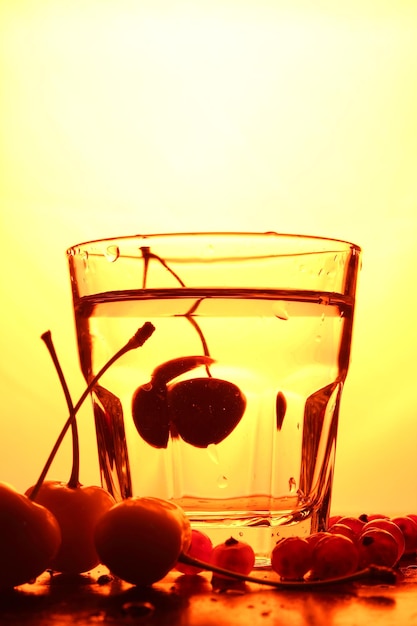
[
  {"x1": 105, "y1": 245, "x2": 120, "y2": 262},
  {"x1": 316, "y1": 312, "x2": 325, "y2": 341},
  {"x1": 217, "y1": 475, "x2": 228, "y2": 489}
]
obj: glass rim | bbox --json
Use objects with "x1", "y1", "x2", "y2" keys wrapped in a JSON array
[{"x1": 66, "y1": 231, "x2": 361, "y2": 255}]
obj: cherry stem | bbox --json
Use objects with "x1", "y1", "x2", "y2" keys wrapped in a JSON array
[
  {"x1": 185, "y1": 299, "x2": 212, "y2": 377},
  {"x1": 140, "y1": 246, "x2": 211, "y2": 374},
  {"x1": 41, "y1": 331, "x2": 80, "y2": 489},
  {"x1": 177, "y1": 553, "x2": 397, "y2": 589},
  {"x1": 140, "y1": 247, "x2": 186, "y2": 287},
  {"x1": 29, "y1": 322, "x2": 155, "y2": 502}
]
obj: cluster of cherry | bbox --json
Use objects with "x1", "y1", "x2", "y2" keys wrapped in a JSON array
[
  {"x1": 177, "y1": 511, "x2": 417, "y2": 588},
  {"x1": 270, "y1": 513, "x2": 417, "y2": 581}
]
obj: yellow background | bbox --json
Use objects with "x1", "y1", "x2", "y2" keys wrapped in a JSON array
[{"x1": 1, "y1": 0, "x2": 416, "y2": 515}]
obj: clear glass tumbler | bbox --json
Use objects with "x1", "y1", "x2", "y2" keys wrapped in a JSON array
[{"x1": 67, "y1": 232, "x2": 361, "y2": 564}]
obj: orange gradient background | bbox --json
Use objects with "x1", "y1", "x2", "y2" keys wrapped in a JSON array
[{"x1": 1, "y1": 0, "x2": 416, "y2": 516}]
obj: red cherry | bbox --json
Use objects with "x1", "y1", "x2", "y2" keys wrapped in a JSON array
[
  {"x1": 167, "y1": 377, "x2": 246, "y2": 447},
  {"x1": 175, "y1": 529, "x2": 213, "y2": 575},
  {"x1": 361, "y1": 519, "x2": 405, "y2": 560},
  {"x1": 132, "y1": 356, "x2": 246, "y2": 449},
  {"x1": 328, "y1": 515, "x2": 342, "y2": 527},
  {"x1": 271, "y1": 537, "x2": 313, "y2": 580},
  {"x1": 332, "y1": 516, "x2": 366, "y2": 539},
  {"x1": 358, "y1": 528, "x2": 399, "y2": 568},
  {"x1": 310, "y1": 534, "x2": 359, "y2": 580},
  {"x1": 26, "y1": 333, "x2": 117, "y2": 574},
  {"x1": 94, "y1": 497, "x2": 191, "y2": 586},
  {"x1": 210, "y1": 537, "x2": 255, "y2": 578},
  {"x1": 366, "y1": 513, "x2": 389, "y2": 521},
  {"x1": 328, "y1": 523, "x2": 358, "y2": 544},
  {"x1": 25, "y1": 480, "x2": 115, "y2": 574},
  {"x1": 132, "y1": 356, "x2": 215, "y2": 448},
  {"x1": 0, "y1": 482, "x2": 61, "y2": 589},
  {"x1": 391, "y1": 516, "x2": 417, "y2": 555},
  {"x1": 306, "y1": 532, "x2": 332, "y2": 550},
  {"x1": 209, "y1": 537, "x2": 255, "y2": 590},
  {"x1": 132, "y1": 383, "x2": 170, "y2": 448}
]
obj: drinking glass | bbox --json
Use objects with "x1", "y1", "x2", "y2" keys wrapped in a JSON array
[{"x1": 67, "y1": 232, "x2": 361, "y2": 564}]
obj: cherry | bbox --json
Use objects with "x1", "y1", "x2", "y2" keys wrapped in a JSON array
[
  {"x1": 361, "y1": 518, "x2": 405, "y2": 561},
  {"x1": 328, "y1": 523, "x2": 358, "y2": 544},
  {"x1": 93, "y1": 507, "x2": 395, "y2": 589},
  {"x1": 133, "y1": 249, "x2": 246, "y2": 449},
  {"x1": 132, "y1": 356, "x2": 214, "y2": 448},
  {"x1": 167, "y1": 377, "x2": 246, "y2": 447},
  {"x1": 175, "y1": 529, "x2": 213, "y2": 575},
  {"x1": 0, "y1": 482, "x2": 61, "y2": 589},
  {"x1": 328, "y1": 514, "x2": 342, "y2": 527},
  {"x1": 132, "y1": 356, "x2": 246, "y2": 448},
  {"x1": 306, "y1": 531, "x2": 332, "y2": 550},
  {"x1": 0, "y1": 324, "x2": 154, "y2": 588},
  {"x1": 26, "y1": 480, "x2": 115, "y2": 574},
  {"x1": 330, "y1": 516, "x2": 365, "y2": 540},
  {"x1": 357, "y1": 528, "x2": 399, "y2": 569},
  {"x1": 94, "y1": 497, "x2": 192, "y2": 586},
  {"x1": 209, "y1": 537, "x2": 255, "y2": 587},
  {"x1": 24, "y1": 326, "x2": 155, "y2": 575},
  {"x1": 310, "y1": 534, "x2": 359, "y2": 580},
  {"x1": 391, "y1": 516, "x2": 417, "y2": 555},
  {"x1": 25, "y1": 332, "x2": 118, "y2": 574},
  {"x1": 271, "y1": 537, "x2": 313, "y2": 580},
  {"x1": 406, "y1": 513, "x2": 417, "y2": 526},
  {"x1": 32, "y1": 323, "x2": 155, "y2": 494}
]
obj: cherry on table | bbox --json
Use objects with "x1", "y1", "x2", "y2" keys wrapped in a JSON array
[
  {"x1": 24, "y1": 329, "x2": 125, "y2": 575},
  {"x1": 0, "y1": 482, "x2": 61, "y2": 589},
  {"x1": 330, "y1": 515, "x2": 366, "y2": 540},
  {"x1": 94, "y1": 496, "x2": 191, "y2": 587},
  {"x1": 310, "y1": 534, "x2": 359, "y2": 580},
  {"x1": 175, "y1": 529, "x2": 213, "y2": 575},
  {"x1": 25, "y1": 480, "x2": 115, "y2": 575},
  {"x1": 357, "y1": 528, "x2": 399, "y2": 569},
  {"x1": 391, "y1": 516, "x2": 417, "y2": 555},
  {"x1": 361, "y1": 518, "x2": 405, "y2": 561},
  {"x1": 271, "y1": 537, "x2": 313, "y2": 580},
  {"x1": 210, "y1": 537, "x2": 255, "y2": 578}
]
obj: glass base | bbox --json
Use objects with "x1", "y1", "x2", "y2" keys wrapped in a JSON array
[{"x1": 190, "y1": 516, "x2": 316, "y2": 568}]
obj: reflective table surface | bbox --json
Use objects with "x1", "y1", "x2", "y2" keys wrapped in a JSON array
[{"x1": 1, "y1": 563, "x2": 417, "y2": 626}]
